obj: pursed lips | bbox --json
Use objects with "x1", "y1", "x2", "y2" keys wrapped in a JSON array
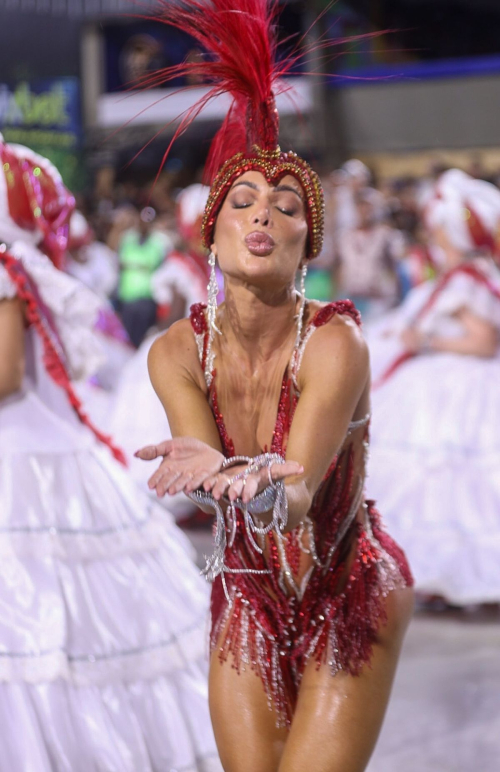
[{"x1": 244, "y1": 230, "x2": 276, "y2": 256}]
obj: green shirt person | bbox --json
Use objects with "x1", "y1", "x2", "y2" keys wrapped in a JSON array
[
  {"x1": 117, "y1": 208, "x2": 171, "y2": 303},
  {"x1": 116, "y1": 207, "x2": 173, "y2": 347}
]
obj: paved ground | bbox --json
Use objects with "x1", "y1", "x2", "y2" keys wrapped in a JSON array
[
  {"x1": 188, "y1": 529, "x2": 500, "y2": 772},
  {"x1": 368, "y1": 609, "x2": 500, "y2": 772}
]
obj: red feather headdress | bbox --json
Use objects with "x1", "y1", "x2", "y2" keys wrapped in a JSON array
[{"x1": 145, "y1": 0, "x2": 325, "y2": 259}]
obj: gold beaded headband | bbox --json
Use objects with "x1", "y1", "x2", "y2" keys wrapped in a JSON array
[{"x1": 202, "y1": 147, "x2": 325, "y2": 261}]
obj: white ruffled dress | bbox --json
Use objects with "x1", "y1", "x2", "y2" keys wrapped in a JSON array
[
  {"x1": 105, "y1": 332, "x2": 194, "y2": 521},
  {"x1": 366, "y1": 261, "x2": 500, "y2": 605},
  {"x1": 0, "y1": 244, "x2": 221, "y2": 771}
]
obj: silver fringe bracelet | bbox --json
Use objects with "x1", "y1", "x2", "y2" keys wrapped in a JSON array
[{"x1": 186, "y1": 453, "x2": 289, "y2": 601}]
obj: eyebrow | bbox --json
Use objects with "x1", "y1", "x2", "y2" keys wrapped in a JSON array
[{"x1": 232, "y1": 180, "x2": 304, "y2": 202}]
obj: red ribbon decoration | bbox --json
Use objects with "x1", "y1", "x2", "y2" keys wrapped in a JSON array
[{"x1": 1, "y1": 249, "x2": 127, "y2": 466}]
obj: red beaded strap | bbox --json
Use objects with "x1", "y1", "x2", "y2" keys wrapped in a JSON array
[
  {"x1": 189, "y1": 302, "x2": 209, "y2": 372},
  {"x1": 312, "y1": 300, "x2": 362, "y2": 329},
  {"x1": 189, "y1": 302, "x2": 208, "y2": 334}
]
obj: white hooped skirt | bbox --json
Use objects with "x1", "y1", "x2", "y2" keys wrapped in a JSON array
[
  {"x1": 368, "y1": 352, "x2": 500, "y2": 605},
  {"x1": 0, "y1": 389, "x2": 221, "y2": 772}
]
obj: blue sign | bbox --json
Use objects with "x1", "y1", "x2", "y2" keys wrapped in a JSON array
[{"x1": 0, "y1": 77, "x2": 81, "y2": 149}]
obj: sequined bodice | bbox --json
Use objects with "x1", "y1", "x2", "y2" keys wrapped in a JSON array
[
  {"x1": 189, "y1": 300, "x2": 412, "y2": 727},
  {"x1": 190, "y1": 301, "x2": 371, "y2": 597}
]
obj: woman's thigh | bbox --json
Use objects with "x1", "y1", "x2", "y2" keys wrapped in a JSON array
[
  {"x1": 209, "y1": 648, "x2": 288, "y2": 772},
  {"x1": 278, "y1": 586, "x2": 414, "y2": 772}
]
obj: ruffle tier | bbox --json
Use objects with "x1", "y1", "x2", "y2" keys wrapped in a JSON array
[
  {"x1": 0, "y1": 395, "x2": 221, "y2": 769},
  {"x1": 369, "y1": 353, "x2": 500, "y2": 604},
  {"x1": 0, "y1": 669, "x2": 221, "y2": 772},
  {"x1": 0, "y1": 386, "x2": 214, "y2": 696},
  {"x1": 0, "y1": 388, "x2": 196, "y2": 557},
  {"x1": 0, "y1": 546, "x2": 210, "y2": 684}
]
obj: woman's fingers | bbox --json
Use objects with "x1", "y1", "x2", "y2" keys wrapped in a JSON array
[
  {"x1": 202, "y1": 474, "x2": 219, "y2": 493},
  {"x1": 156, "y1": 471, "x2": 182, "y2": 498},
  {"x1": 182, "y1": 460, "x2": 304, "y2": 502},
  {"x1": 227, "y1": 478, "x2": 246, "y2": 502},
  {"x1": 148, "y1": 461, "x2": 185, "y2": 496},
  {"x1": 212, "y1": 473, "x2": 232, "y2": 501},
  {"x1": 270, "y1": 461, "x2": 304, "y2": 482},
  {"x1": 134, "y1": 440, "x2": 174, "y2": 461},
  {"x1": 167, "y1": 474, "x2": 186, "y2": 496},
  {"x1": 185, "y1": 470, "x2": 210, "y2": 494},
  {"x1": 147, "y1": 459, "x2": 172, "y2": 490},
  {"x1": 135, "y1": 445, "x2": 160, "y2": 461},
  {"x1": 240, "y1": 475, "x2": 260, "y2": 503}
]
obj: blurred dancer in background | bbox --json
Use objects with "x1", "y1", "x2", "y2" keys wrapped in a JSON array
[
  {"x1": 67, "y1": 210, "x2": 134, "y2": 424},
  {"x1": 368, "y1": 169, "x2": 500, "y2": 608},
  {"x1": 152, "y1": 183, "x2": 211, "y2": 324},
  {"x1": 333, "y1": 158, "x2": 372, "y2": 237},
  {"x1": 66, "y1": 210, "x2": 119, "y2": 301},
  {"x1": 335, "y1": 187, "x2": 405, "y2": 321},
  {"x1": 0, "y1": 135, "x2": 221, "y2": 771},
  {"x1": 107, "y1": 183, "x2": 210, "y2": 520}
]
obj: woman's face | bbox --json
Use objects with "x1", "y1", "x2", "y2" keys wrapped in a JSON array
[{"x1": 212, "y1": 170, "x2": 308, "y2": 291}]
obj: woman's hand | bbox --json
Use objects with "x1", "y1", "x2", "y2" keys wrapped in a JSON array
[
  {"x1": 135, "y1": 437, "x2": 225, "y2": 497},
  {"x1": 400, "y1": 327, "x2": 427, "y2": 353},
  {"x1": 204, "y1": 460, "x2": 304, "y2": 505}
]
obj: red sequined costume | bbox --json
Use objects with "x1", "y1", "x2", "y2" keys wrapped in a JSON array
[{"x1": 190, "y1": 300, "x2": 413, "y2": 726}]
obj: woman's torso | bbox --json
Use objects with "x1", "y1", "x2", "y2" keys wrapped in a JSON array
[{"x1": 190, "y1": 300, "x2": 371, "y2": 598}]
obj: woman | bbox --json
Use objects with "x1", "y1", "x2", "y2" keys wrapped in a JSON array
[
  {"x1": 137, "y1": 3, "x2": 414, "y2": 770},
  {"x1": 368, "y1": 168, "x2": 500, "y2": 607},
  {"x1": 0, "y1": 137, "x2": 221, "y2": 771}
]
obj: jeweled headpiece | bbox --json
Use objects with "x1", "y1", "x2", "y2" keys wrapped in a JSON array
[
  {"x1": 0, "y1": 134, "x2": 75, "y2": 268},
  {"x1": 426, "y1": 168, "x2": 500, "y2": 258},
  {"x1": 149, "y1": 0, "x2": 324, "y2": 259}
]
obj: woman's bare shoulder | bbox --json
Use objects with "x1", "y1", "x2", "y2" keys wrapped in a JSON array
[
  {"x1": 300, "y1": 301, "x2": 368, "y2": 384},
  {"x1": 148, "y1": 318, "x2": 206, "y2": 391}
]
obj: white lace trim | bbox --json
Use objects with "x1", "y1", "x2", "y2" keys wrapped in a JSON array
[
  {"x1": 291, "y1": 322, "x2": 316, "y2": 391},
  {"x1": 5, "y1": 242, "x2": 104, "y2": 381},
  {"x1": 0, "y1": 619, "x2": 208, "y2": 685}
]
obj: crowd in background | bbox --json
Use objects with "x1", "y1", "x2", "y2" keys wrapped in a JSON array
[
  {"x1": 68, "y1": 152, "x2": 500, "y2": 350},
  {"x1": 65, "y1": 155, "x2": 500, "y2": 615}
]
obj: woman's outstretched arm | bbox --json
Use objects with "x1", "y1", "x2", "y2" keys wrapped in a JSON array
[
  {"x1": 402, "y1": 308, "x2": 499, "y2": 357},
  {"x1": 0, "y1": 298, "x2": 25, "y2": 401},
  {"x1": 136, "y1": 319, "x2": 303, "y2": 498}
]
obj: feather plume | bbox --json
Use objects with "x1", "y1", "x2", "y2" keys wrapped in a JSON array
[{"x1": 134, "y1": 0, "x2": 300, "y2": 180}]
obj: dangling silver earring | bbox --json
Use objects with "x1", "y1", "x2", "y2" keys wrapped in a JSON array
[
  {"x1": 207, "y1": 251, "x2": 221, "y2": 336},
  {"x1": 204, "y1": 251, "x2": 221, "y2": 385},
  {"x1": 295, "y1": 263, "x2": 308, "y2": 347},
  {"x1": 300, "y1": 263, "x2": 307, "y2": 298}
]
